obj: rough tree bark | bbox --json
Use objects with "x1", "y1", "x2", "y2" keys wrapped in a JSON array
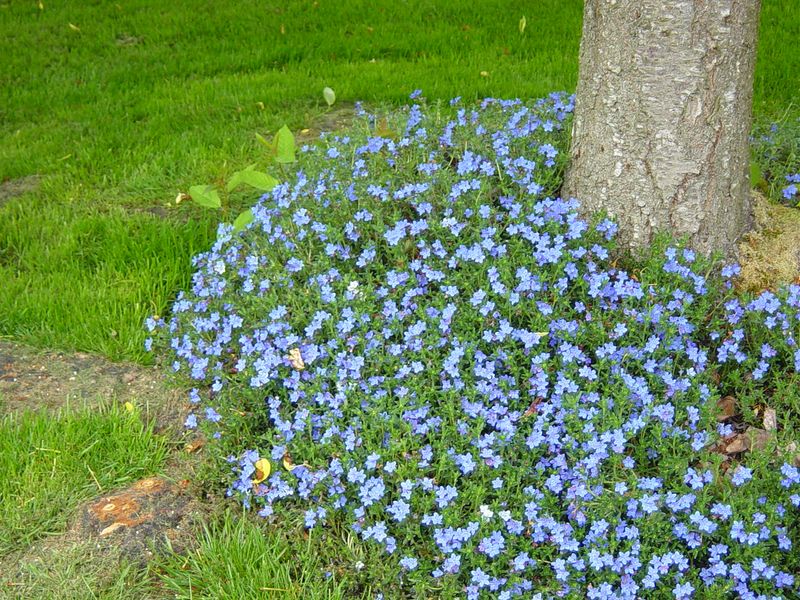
[{"x1": 564, "y1": 0, "x2": 760, "y2": 257}]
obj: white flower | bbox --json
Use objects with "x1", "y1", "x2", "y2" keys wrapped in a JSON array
[{"x1": 347, "y1": 280, "x2": 364, "y2": 298}]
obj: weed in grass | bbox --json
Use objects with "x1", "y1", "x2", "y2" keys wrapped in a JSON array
[{"x1": 0, "y1": 402, "x2": 168, "y2": 554}]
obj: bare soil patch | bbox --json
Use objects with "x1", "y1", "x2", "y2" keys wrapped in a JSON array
[
  {"x1": 0, "y1": 176, "x2": 40, "y2": 208},
  {"x1": 0, "y1": 340, "x2": 184, "y2": 433},
  {"x1": 297, "y1": 105, "x2": 357, "y2": 145}
]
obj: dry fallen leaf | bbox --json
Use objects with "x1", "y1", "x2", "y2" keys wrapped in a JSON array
[
  {"x1": 287, "y1": 348, "x2": 305, "y2": 370},
  {"x1": 724, "y1": 434, "x2": 749, "y2": 454},
  {"x1": 283, "y1": 453, "x2": 310, "y2": 471},
  {"x1": 185, "y1": 438, "x2": 205, "y2": 453},
  {"x1": 716, "y1": 395, "x2": 736, "y2": 421},
  {"x1": 252, "y1": 458, "x2": 271, "y2": 484},
  {"x1": 522, "y1": 398, "x2": 543, "y2": 418},
  {"x1": 763, "y1": 407, "x2": 777, "y2": 431},
  {"x1": 100, "y1": 522, "x2": 126, "y2": 537}
]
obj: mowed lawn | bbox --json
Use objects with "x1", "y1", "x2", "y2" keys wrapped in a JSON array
[{"x1": 0, "y1": 0, "x2": 798, "y2": 362}]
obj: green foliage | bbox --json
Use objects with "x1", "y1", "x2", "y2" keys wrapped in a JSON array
[
  {"x1": 189, "y1": 126, "x2": 292, "y2": 232},
  {"x1": 751, "y1": 108, "x2": 800, "y2": 206},
  {"x1": 232, "y1": 208, "x2": 255, "y2": 233},
  {"x1": 0, "y1": 0, "x2": 796, "y2": 363},
  {"x1": 271, "y1": 125, "x2": 297, "y2": 165},
  {"x1": 188, "y1": 184, "x2": 221, "y2": 209},
  {"x1": 226, "y1": 165, "x2": 279, "y2": 193},
  {"x1": 324, "y1": 87, "x2": 337, "y2": 107},
  {"x1": 156, "y1": 513, "x2": 359, "y2": 600}
]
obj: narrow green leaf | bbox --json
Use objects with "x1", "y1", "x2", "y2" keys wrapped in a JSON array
[
  {"x1": 749, "y1": 161, "x2": 761, "y2": 183},
  {"x1": 188, "y1": 184, "x2": 221, "y2": 209},
  {"x1": 519, "y1": 15, "x2": 527, "y2": 34},
  {"x1": 232, "y1": 208, "x2": 255, "y2": 232},
  {"x1": 255, "y1": 132, "x2": 271, "y2": 148},
  {"x1": 323, "y1": 87, "x2": 336, "y2": 107},
  {"x1": 272, "y1": 125, "x2": 296, "y2": 164}
]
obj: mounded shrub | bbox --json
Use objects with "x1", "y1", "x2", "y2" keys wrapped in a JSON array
[{"x1": 149, "y1": 93, "x2": 800, "y2": 599}]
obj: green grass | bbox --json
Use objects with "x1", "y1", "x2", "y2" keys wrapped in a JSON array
[
  {"x1": 1, "y1": 0, "x2": 797, "y2": 362},
  {"x1": 155, "y1": 513, "x2": 361, "y2": 600},
  {"x1": 0, "y1": 402, "x2": 168, "y2": 554},
  {"x1": 0, "y1": 199, "x2": 215, "y2": 362},
  {"x1": 4, "y1": 542, "x2": 155, "y2": 600}
]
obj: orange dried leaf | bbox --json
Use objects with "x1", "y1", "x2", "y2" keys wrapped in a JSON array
[
  {"x1": 185, "y1": 438, "x2": 205, "y2": 454},
  {"x1": 252, "y1": 458, "x2": 271, "y2": 484}
]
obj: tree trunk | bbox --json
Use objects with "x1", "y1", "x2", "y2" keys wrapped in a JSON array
[{"x1": 564, "y1": 0, "x2": 760, "y2": 257}]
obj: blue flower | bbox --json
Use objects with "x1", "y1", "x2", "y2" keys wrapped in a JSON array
[{"x1": 732, "y1": 466, "x2": 753, "y2": 487}]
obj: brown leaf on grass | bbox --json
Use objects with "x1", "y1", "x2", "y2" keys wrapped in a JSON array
[
  {"x1": 522, "y1": 398, "x2": 543, "y2": 418},
  {"x1": 716, "y1": 396, "x2": 737, "y2": 421},
  {"x1": 185, "y1": 438, "x2": 205, "y2": 453},
  {"x1": 763, "y1": 407, "x2": 778, "y2": 431}
]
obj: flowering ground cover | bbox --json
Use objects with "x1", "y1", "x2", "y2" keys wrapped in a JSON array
[
  {"x1": 150, "y1": 93, "x2": 800, "y2": 599},
  {"x1": 751, "y1": 115, "x2": 800, "y2": 208}
]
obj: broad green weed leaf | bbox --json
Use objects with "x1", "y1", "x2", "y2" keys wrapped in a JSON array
[
  {"x1": 188, "y1": 184, "x2": 221, "y2": 209},
  {"x1": 323, "y1": 87, "x2": 336, "y2": 107},
  {"x1": 227, "y1": 167, "x2": 278, "y2": 192},
  {"x1": 272, "y1": 125, "x2": 296, "y2": 164},
  {"x1": 232, "y1": 208, "x2": 255, "y2": 233}
]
